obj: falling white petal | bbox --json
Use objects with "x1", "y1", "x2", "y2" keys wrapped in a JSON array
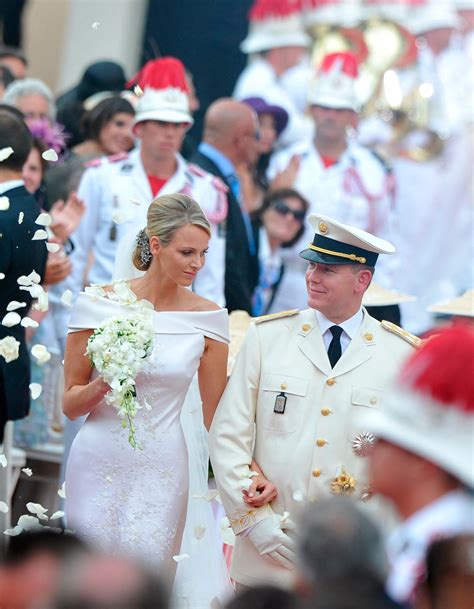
[
  {"x1": 22, "y1": 467, "x2": 33, "y2": 477},
  {"x1": 130, "y1": 198, "x2": 141, "y2": 206},
  {"x1": 220, "y1": 517, "x2": 236, "y2": 546},
  {"x1": 292, "y1": 490, "x2": 304, "y2": 503},
  {"x1": 57, "y1": 482, "x2": 66, "y2": 499},
  {"x1": 21, "y1": 317, "x2": 39, "y2": 328},
  {"x1": 18, "y1": 211, "x2": 24, "y2": 224},
  {"x1": 32, "y1": 229, "x2": 48, "y2": 241},
  {"x1": 26, "y1": 502, "x2": 48, "y2": 516},
  {"x1": 30, "y1": 383, "x2": 42, "y2": 400},
  {"x1": 60, "y1": 289, "x2": 73, "y2": 307},
  {"x1": 0, "y1": 196, "x2": 9, "y2": 211},
  {"x1": 41, "y1": 149, "x2": 58, "y2": 162},
  {"x1": 17, "y1": 514, "x2": 42, "y2": 530},
  {"x1": 35, "y1": 212, "x2": 52, "y2": 226},
  {"x1": 0, "y1": 501, "x2": 8, "y2": 513},
  {"x1": 0, "y1": 336, "x2": 20, "y2": 362},
  {"x1": 172, "y1": 553, "x2": 190, "y2": 563},
  {"x1": 17, "y1": 275, "x2": 31, "y2": 286},
  {"x1": 6, "y1": 301, "x2": 26, "y2": 311},
  {"x1": 0, "y1": 454, "x2": 7, "y2": 468},
  {"x1": 31, "y1": 344, "x2": 51, "y2": 364},
  {"x1": 28, "y1": 270, "x2": 41, "y2": 284},
  {"x1": 0, "y1": 146, "x2": 14, "y2": 161},
  {"x1": 33, "y1": 289, "x2": 49, "y2": 312},
  {"x1": 0, "y1": 273, "x2": 4, "y2": 280},
  {"x1": 50, "y1": 510, "x2": 65, "y2": 520},
  {"x1": 46, "y1": 242, "x2": 60, "y2": 253},
  {"x1": 105, "y1": 476, "x2": 113, "y2": 484},
  {"x1": 194, "y1": 524, "x2": 206, "y2": 540},
  {"x1": 4, "y1": 526, "x2": 22, "y2": 536},
  {"x1": 2, "y1": 311, "x2": 21, "y2": 327},
  {"x1": 134, "y1": 84, "x2": 144, "y2": 97},
  {"x1": 92, "y1": 21, "x2": 100, "y2": 29}
]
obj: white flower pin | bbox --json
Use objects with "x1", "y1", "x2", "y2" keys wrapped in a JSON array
[{"x1": 42, "y1": 149, "x2": 58, "y2": 162}]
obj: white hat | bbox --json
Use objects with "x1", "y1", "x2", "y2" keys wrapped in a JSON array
[
  {"x1": 363, "y1": 282, "x2": 416, "y2": 307},
  {"x1": 129, "y1": 57, "x2": 193, "y2": 127},
  {"x1": 300, "y1": 213, "x2": 395, "y2": 267},
  {"x1": 427, "y1": 289, "x2": 474, "y2": 318},
  {"x1": 240, "y1": 0, "x2": 311, "y2": 54},
  {"x1": 409, "y1": 4, "x2": 461, "y2": 35},
  {"x1": 307, "y1": 51, "x2": 360, "y2": 111},
  {"x1": 303, "y1": 0, "x2": 362, "y2": 28},
  {"x1": 359, "y1": 325, "x2": 474, "y2": 488}
]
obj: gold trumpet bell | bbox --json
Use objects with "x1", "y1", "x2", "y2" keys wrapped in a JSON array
[{"x1": 309, "y1": 25, "x2": 368, "y2": 71}]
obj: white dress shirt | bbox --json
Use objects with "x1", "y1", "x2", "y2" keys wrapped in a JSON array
[
  {"x1": 315, "y1": 308, "x2": 364, "y2": 354},
  {"x1": 0, "y1": 179, "x2": 24, "y2": 194}
]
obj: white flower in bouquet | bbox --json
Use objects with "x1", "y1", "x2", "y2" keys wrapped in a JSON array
[{"x1": 86, "y1": 303, "x2": 154, "y2": 449}]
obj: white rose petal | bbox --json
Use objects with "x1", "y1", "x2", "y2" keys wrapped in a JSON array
[
  {"x1": 18, "y1": 211, "x2": 24, "y2": 224},
  {"x1": 220, "y1": 517, "x2": 235, "y2": 546},
  {"x1": 6, "y1": 301, "x2": 26, "y2": 311},
  {"x1": 92, "y1": 21, "x2": 100, "y2": 29},
  {"x1": 29, "y1": 383, "x2": 42, "y2": 400},
  {"x1": 292, "y1": 490, "x2": 304, "y2": 503},
  {"x1": 46, "y1": 242, "x2": 60, "y2": 253},
  {"x1": 0, "y1": 146, "x2": 14, "y2": 161},
  {"x1": 18, "y1": 514, "x2": 42, "y2": 530},
  {"x1": 41, "y1": 149, "x2": 58, "y2": 162},
  {"x1": 22, "y1": 467, "x2": 33, "y2": 477},
  {"x1": 26, "y1": 502, "x2": 49, "y2": 521},
  {"x1": 130, "y1": 198, "x2": 141, "y2": 206},
  {"x1": 21, "y1": 316, "x2": 39, "y2": 328},
  {"x1": 2, "y1": 311, "x2": 21, "y2": 327},
  {"x1": 35, "y1": 212, "x2": 52, "y2": 226},
  {"x1": 194, "y1": 524, "x2": 206, "y2": 540},
  {"x1": 31, "y1": 344, "x2": 51, "y2": 364},
  {"x1": 105, "y1": 476, "x2": 113, "y2": 484},
  {"x1": 17, "y1": 275, "x2": 31, "y2": 286},
  {"x1": 0, "y1": 501, "x2": 9, "y2": 513},
  {"x1": 133, "y1": 84, "x2": 144, "y2": 97},
  {"x1": 0, "y1": 196, "x2": 9, "y2": 211},
  {"x1": 57, "y1": 482, "x2": 66, "y2": 499},
  {"x1": 0, "y1": 336, "x2": 20, "y2": 362},
  {"x1": 172, "y1": 553, "x2": 190, "y2": 563},
  {"x1": 50, "y1": 510, "x2": 65, "y2": 520},
  {"x1": 85, "y1": 284, "x2": 106, "y2": 300},
  {"x1": 33, "y1": 289, "x2": 49, "y2": 312},
  {"x1": 28, "y1": 270, "x2": 41, "y2": 284},
  {"x1": 4, "y1": 526, "x2": 22, "y2": 536},
  {"x1": 0, "y1": 273, "x2": 4, "y2": 280},
  {"x1": 60, "y1": 289, "x2": 73, "y2": 307},
  {"x1": 32, "y1": 229, "x2": 48, "y2": 241},
  {"x1": 0, "y1": 454, "x2": 7, "y2": 468}
]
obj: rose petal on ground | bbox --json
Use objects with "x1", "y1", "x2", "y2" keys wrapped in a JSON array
[
  {"x1": 6, "y1": 301, "x2": 26, "y2": 311},
  {"x1": 57, "y1": 482, "x2": 66, "y2": 499},
  {"x1": 172, "y1": 553, "x2": 190, "y2": 563},
  {"x1": 21, "y1": 317, "x2": 39, "y2": 328},
  {"x1": 0, "y1": 501, "x2": 8, "y2": 513},
  {"x1": 60, "y1": 289, "x2": 73, "y2": 307},
  {"x1": 2, "y1": 312, "x2": 21, "y2": 327},
  {"x1": 0, "y1": 146, "x2": 14, "y2": 161},
  {"x1": 22, "y1": 467, "x2": 33, "y2": 477},
  {"x1": 35, "y1": 212, "x2": 52, "y2": 226},
  {"x1": 30, "y1": 383, "x2": 42, "y2": 399},
  {"x1": 18, "y1": 211, "x2": 24, "y2": 224},
  {"x1": 46, "y1": 242, "x2": 60, "y2": 253},
  {"x1": 0, "y1": 196, "x2": 9, "y2": 211},
  {"x1": 42, "y1": 149, "x2": 58, "y2": 162},
  {"x1": 32, "y1": 229, "x2": 48, "y2": 241}
]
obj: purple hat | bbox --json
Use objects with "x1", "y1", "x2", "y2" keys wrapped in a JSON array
[{"x1": 242, "y1": 97, "x2": 289, "y2": 136}]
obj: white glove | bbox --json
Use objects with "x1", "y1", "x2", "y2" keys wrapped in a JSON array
[{"x1": 246, "y1": 513, "x2": 296, "y2": 570}]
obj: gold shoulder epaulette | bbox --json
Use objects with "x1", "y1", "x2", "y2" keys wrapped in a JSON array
[
  {"x1": 381, "y1": 320, "x2": 422, "y2": 348},
  {"x1": 254, "y1": 309, "x2": 299, "y2": 325}
]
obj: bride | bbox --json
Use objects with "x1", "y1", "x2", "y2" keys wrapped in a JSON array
[{"x1": 63, "y1": 193, "x2": 232, "y2": 607}]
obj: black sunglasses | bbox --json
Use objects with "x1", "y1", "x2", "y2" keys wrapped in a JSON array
[{"x1": 272, "y1": 200, "x2": 306, "y2": 222}]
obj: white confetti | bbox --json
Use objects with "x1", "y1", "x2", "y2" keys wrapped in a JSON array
[
  {"x1": 0, "y1": 336, "x2": 20, "y2": 362},
  {"x1": 0, "y1": 146, "x2": 14, "y2": 161},
  {"x1": 32, "y1": 229, "x2": 48, "y2": 241},
  {"x1": 33, "y1": 289, "x2": 49, "y2": 312},
  {"x1": 173, "y1": 553, "x2": 190, "y2": 563},
  {"x1": 22, "y1": 467, "x2": 33, "y2": 477},
  {"x1": 0, "y1": 501, "x2": 8, "y2": 513},
  {"x1": 29, "y1": 383, "x2": 42, "y2": 400},
  {"x1": 220, "y1": 517, "x2": 235, "y2": 546},
  {"x1": 0, "y1": 196, "x2": 10, "y2": 211},
  {"x1": 35, "y1": 212, "x2": 52, "y2": 226},
  {"x1": 60, "y1": 289, "x2": 73, "y2": 307},
  {"x1": 50, "y1": 510, "x2": 65, "y2": 520},
  {"x1": 57, "y1": 482, "x2": 66, "y2": 499},
  {"x1": 31, "y1": 344, "x2": 51, "y2": 365},
  {"x1": 84, "y1": 284, "x2": 106, "y2": 300},
  {"x1": 105, "y1": 476, "x2": 113, "y2": 484},
  {"x1": 2, "y1": 311, "x2": 21, "y2": 327},
  {"x1": 292, "y1": 490, "x2": 304, "y2": 503},
  {"x1": 18, "y1": 514, "x2": 42, "y2": 530},
  {"x1": 46, "y1": 242, "x2": 60, "y2": 253},
  {"x1": 92, "y1": 21, "x2": 101, "y2": 29},
  {"x1": 133, "y1": 84, "x2": 144, "y2": 97},
  {"x1": 26, "y1": 502, "x2": 49, "y2": 520},
  {"x1": 6, "y1": 301, "x2": 26, "y2": 311},
  {"x1": 18, "y1": 211, "x2": 24, "y2": 224},
  {"x1": 0, "y1": 454, "x2": 7, "y2": 468},
  {"x1": 194, "y1": 524, "x2": 206, "y2": 540},
  {"x1": 20, "y1": 316, "x2": 39, "y2": 328},
  {"x1": 0, "y1": 273, "x2": 4, "y2": 280},
  {"x1": 41, "y1": 149, "x2": 58, "y2": 162},
  {"x1": 28, "y1": 270, "x2": 41, "y2": 284},
  {"x1": 4, "y1": 526, "x2": 22, "y2": 536},
  {"x1": 130, "y1": 198, "x2": 141, "y2": 206}
]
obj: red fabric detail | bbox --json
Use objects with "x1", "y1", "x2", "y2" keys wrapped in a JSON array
[
  {"x1": 249, "y1": 0, "x2": 303, "y2": 21},
  {"x1": 321, "y1": 155, "x2": 338, "y2": 168},
  {"x1": 320, "y1": 51, "x2": 359, "y2": 77},
  {"x1": 107, "y1": 152, "x2": 129, "y2": 163},
  {"x1": 147, "y1": 175, "x2": 168, "y2": 197},
  {"x1": 127, "y1": 57, "x2": 189, "y2": 93},
  {"x1": 400, "y1": 326, "x2": 474, "y2": 413},
  {"x1": 211, "y1": 176, "x2": 229, "y2": 193}
]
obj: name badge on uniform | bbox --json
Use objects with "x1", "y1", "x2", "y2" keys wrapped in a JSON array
[{"x1": 274, "y1": 392, "x2": 287, "y2": 414}]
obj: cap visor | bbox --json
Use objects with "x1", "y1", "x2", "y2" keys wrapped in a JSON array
[
  {"x1": 134, "y1": 109, "x2": 194, "y2": 127},
  {"x1": 299, "y1": 248, "x2": 360, "y2": 265}
]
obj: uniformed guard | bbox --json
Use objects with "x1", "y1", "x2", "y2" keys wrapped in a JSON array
[
  {"x1": 69, "y1": 57, "x2": 227, "y2": 305},
  {"x1": 268, "y1": 51, "x2": 400, "y2": 321},
  {"x1": 209, "y1": 213, "x2": 419, "y2": 589}
]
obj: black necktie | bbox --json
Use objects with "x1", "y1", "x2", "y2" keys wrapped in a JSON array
[{"x1": 327, "y1": 325, "x2": 343, "y2": 368}]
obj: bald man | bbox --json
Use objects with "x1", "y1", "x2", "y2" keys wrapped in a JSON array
[{"x1": 191, "y1": 98, "x2": 260, "y2": 312}]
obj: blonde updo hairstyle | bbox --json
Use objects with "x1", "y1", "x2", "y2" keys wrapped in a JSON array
[{"x1": 132, "y1": 193, "x2": 211, "y2": 272}]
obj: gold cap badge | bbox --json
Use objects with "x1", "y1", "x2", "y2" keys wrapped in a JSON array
[{"x1": 318, "y1": 221, "x2": 329, "y2": 235}]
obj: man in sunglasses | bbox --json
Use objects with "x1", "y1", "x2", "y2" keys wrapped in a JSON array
[
  {"x1": 210, "y1": 213, "x2": 418, "y2": 591},
  {"x1": 269, "y1": 51, "x2": 400, "y2": 324}
]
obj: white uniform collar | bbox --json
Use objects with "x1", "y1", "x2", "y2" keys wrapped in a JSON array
[
  {"x1": 315, "y1": 307, "x2": 363, "y2": 341},
  {"x1": 0, "y1": 179, "x2": 25, "y2": 194}
]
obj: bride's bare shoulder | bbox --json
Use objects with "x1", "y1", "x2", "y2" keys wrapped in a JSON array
[{"x1": 184, "y1": 291, "x2": 222, "y2": 312}]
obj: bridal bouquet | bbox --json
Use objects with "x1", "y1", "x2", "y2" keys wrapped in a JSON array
[{"x1": 86, "y1": 311, "x2": 154, "y2": 449}]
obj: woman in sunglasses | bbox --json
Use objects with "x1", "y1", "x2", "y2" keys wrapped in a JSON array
[{"x1": 251, "y1": 188, "x2": 309, "y2": 316}]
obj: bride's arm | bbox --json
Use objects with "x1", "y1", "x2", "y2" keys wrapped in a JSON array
[
  {"x1": 63, "y1": 329, "x2": 110, "y2": 420},
  {"x1": 198, "y1": 337, "x2": 229, "y2": 430}
]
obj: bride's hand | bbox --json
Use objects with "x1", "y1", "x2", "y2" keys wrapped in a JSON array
[
  {"x1": 243, "y1": 472, "x2": 278, "y2": 508},
  {"x1": 93, "y1": 376, "x2": 111, "y2": 399}
]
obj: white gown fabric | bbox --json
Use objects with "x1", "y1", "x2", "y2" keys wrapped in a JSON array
[{"x1": 65, "y1": 292, "x2": 232, "y2": 608}]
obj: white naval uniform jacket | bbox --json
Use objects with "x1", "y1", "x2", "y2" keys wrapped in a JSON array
[
  {"x1": 267, "y1": 141, "x2": 398, "y2": 312},
  {"x1": 70, "y1": 148, "x2": 227, "y2": 305},
  {"x1": 209, "y1": 308, "x2": 415, "y2": 588}
]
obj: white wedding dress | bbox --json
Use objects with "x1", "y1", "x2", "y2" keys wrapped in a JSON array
[{"x1": 65, "y1": 292, "x2": 232, "y2": 608}]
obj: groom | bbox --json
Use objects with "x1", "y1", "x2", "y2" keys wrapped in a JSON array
[{"x1": 209, "y1": 214, "x2": 420, "y2": 588}]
